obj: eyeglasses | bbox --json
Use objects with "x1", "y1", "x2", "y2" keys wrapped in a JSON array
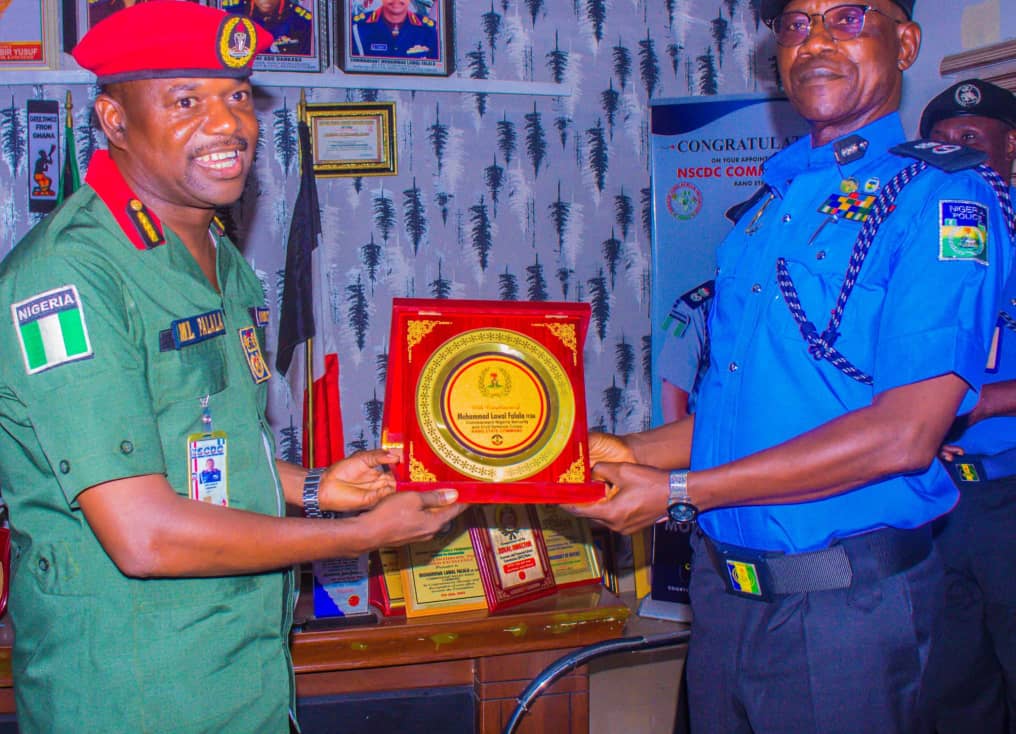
[{"x1": 767, "y1": 4, "x2": 896, "y2": 47}]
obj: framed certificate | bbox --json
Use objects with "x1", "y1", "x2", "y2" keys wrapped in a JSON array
[
  {"x1": 305, "y1": 101, "x2": 397, "y2": 178},
  {"x1": 336, "y1": 0, "x2": 453, "y2": 76},
  {"x1": 219, "y1": 0, "x2": 327, "y2": 73},
  {"x1": 2, "y1": 0, "x2": 58, "y2": 69},
  {"x1": 382, "y1": 299, "x2": 605, "y2": 504},
  {"x1": 533, "y1": 505, "x2": 602, "y2": 590},
  {"x1": 399, "y1": 514, "x2": 487, "y2": 618},
  {"x1": 469, "y1": 504, "x2": 556, "y2": 612}
]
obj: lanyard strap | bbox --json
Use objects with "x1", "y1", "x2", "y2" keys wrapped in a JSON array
[{"x1": 776, "y1": 162, "x2": 1014, "y2": 385}]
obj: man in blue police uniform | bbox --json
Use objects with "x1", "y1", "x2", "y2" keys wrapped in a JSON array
[
  {"x1": 563, "y1": 1, "x2": 1015, "y2": 732},
  {"x1": 3, "y1": 3, "x2": 463, "y2": 732},
  {"x1": 918, "y1": 78, "x2": 1016, "y2": 734},
  {"x1": 351, "y1": 0, "x2": 438, "y2": 59},
  {"x1": 658, "y1": 281, "x2": 713, "y2": 422},
  {"x1": 223, "y1": 0, "x2": 313, "y2": 55}
]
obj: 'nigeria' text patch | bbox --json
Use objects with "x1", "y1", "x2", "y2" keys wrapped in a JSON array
[
  {"x1": 939, "y1": 199, "x2": 989, "y2": 265},
  {"x1": 12, "y1": 285, "x2": 94, "y2": 374}
]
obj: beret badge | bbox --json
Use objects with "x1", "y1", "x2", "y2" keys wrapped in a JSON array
[
  {"x1": 954, "y1": 83, "x2": 982, "y2": 109},
  {"x1": 217, "y1": 16, "x2": 258, "y2": 70}
]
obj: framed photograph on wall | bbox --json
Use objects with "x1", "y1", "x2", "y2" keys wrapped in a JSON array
[
  {"x1": 337, "y1": 0, "x2": 453, "y2": 76},
  {"x1": 219, "y1": 0, "x2": 327, "y2": 72},
  {"x1": 1, "y1": 0, "x2": 58, "y2": 69},
  {"x1": 64, "y1": 0, "x2": 203, "y2": 52},
  {"x1": 305, "y1": 101, "x2": 397, "y2": 177}
]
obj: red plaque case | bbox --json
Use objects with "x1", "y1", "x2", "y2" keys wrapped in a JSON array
[{"x1": 382, "y1": 298, "x2": 604, "y2": 503}]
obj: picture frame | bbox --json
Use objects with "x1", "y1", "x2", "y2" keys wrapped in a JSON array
[
  {"x1": 305, "y1": 101, "x2": 397, "y2": 177},
  {"x1": 218, "y1": 0, "x2": 328, "y2": 73},
  {"x1": 336, "y1": 0, "x2": 453, "y2": 77},
  {"x1": 1, "y1": 0, "x2": 59, "y2": 69},
  {"x1": 65, "y1": 0, "x2": 204, "y2": 52}
]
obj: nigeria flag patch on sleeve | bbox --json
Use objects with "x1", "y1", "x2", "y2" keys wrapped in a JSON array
[{"x1": 12, "y1": 285, "x2": 93, "y2": 374}]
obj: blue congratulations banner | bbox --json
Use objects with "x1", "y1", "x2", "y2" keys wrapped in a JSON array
[{"x1": 649, "y1": 94, "x2": 809, "y2": 427}]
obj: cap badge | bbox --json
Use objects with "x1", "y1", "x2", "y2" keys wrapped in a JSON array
[
  {"x1": 955, "y1": 83, "x2": 981, "y2": 109},
  {"x1": 217, "y1": 16, "x2": 258, "y2": 69}
]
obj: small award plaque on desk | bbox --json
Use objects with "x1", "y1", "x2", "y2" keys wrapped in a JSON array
[
  {"x1": 469, "y1": 504, "x2": 557, "y2": 611},
  {"x1": 382, "y1": 299, "x2": 605, "y2": 504}
]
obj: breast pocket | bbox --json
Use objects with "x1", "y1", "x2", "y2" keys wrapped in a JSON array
[{"x1": 150, "y1": 337, "x2": 228, "y2": 414}]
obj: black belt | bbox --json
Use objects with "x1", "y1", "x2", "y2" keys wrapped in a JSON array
[{"x1": 702, "y1": 525, "x2": 932, "y2": 602}]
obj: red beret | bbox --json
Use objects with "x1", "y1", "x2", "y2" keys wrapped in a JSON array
[{"x1": 72, "y1": 1, "x2": 274, "y2": 84}]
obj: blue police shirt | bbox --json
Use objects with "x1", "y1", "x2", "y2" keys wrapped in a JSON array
[
  {"x1": 957, "y1": 197, "x2": 1016, "y2": 466},
  {"x1": 692, "y1": 113, "x2": 1011, "y2": 553},
  {"x1": 351, "y1": 10, "x2": 438, "y2": 59},
  {"x1": 658, "y1": 281, "x2": 713, "y2": 407}
]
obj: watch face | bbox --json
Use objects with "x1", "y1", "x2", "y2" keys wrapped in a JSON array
[{"x1": 667, "y1": 502, "x2": 698, "y2": 524}]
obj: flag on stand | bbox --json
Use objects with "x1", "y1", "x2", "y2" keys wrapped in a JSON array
[
  {"x1": 57, "y1": 92, "x2": 79, "y2": 205},
  {"x1": 276, "y1": 115, "x2": 345, "y2": 469}
]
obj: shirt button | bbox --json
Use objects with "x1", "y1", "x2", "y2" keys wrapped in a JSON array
[
  {"x1": 120, "y1": 440, "x2": 134, "y2": 455},
  {"x1": 728, "y1": 362, "x2": 739, "y2": 372},
  {"x1": 751, "y1": 283, "x2": 762, "y2": 293},
  {"x1": 58, "y1": 460, "x2": 70, "y2": 474},
  {"x1": 38, "y1": 558, "x2": 49, "y2": 572},
  {"x1": 782, "y1": 213, "x2": 792, "y2": 223},
  {"x1": 816, "y1": 251, "x2": 826, "y2": 260}
]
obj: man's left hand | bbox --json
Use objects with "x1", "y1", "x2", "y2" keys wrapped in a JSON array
[
  {"x1": 318, "y1": 449, "x2": 399, "y2": 513},
  {"x1": 561, "y1": 461, "x2": 670, "y2": 535}
]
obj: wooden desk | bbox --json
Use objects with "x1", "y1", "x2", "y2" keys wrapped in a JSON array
[{"x1": 0, "y1": 587, "x2": 630, "y2": 733}]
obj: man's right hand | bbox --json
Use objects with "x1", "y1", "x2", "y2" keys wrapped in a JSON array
[
  {"x1": 589, "y1": 431, "x2": 636, "y2": 465},
  {"x1": 356, "y1": 489, "x2": 466, "y2": 549}
]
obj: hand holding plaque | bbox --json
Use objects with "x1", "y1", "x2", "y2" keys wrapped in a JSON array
[{"x1": 382, "y1": 299, "x2": 605, "y2": 503}]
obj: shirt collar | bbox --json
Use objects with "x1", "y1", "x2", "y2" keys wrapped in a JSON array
[
  {"x1": 763, "y1": 112, "x2": 906, "y2": 195},
  {"x1": 84, "y1": 150, "x2": 166, "y2": 251}
]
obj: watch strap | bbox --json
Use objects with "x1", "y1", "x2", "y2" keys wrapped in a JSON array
[{"x1": 302, "y1": 468, "x2": 335, "y2": 519}]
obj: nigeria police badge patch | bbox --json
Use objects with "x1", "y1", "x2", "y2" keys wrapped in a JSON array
[
  {"x1": 12, "y1": 285, "x2": 93, "y2": 375},
  {"x1": 939, "y1": 200, "x2": 989, "y2": 265}
]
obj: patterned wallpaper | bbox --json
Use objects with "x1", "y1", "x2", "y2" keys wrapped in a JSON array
[{"x1": 1, "y1": 0, "x2": 785, "y2": 457}]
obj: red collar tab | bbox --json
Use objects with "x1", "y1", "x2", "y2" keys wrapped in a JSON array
[{"x1": 85, "y1": 150, "x2": 166, "y2": 250}]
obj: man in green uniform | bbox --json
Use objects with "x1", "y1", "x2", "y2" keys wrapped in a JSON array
[{"x1": 0, "y1": 3, "x2": 463, "y2": 732}]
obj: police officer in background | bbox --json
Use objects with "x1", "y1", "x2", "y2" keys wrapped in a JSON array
[
  {"x1": 0, "y1": 4, "x2": 461, "y2": 732},
  {"x1": 563, "y1": 0, "x2": 1015, "y2": 732},
  {"x1": 223, "y1": 0, "x2": 314, "y2": 55},
  {"x1": 658, "y1": 280, "x2": 713, "y2": 422},
  {"x1": 351, "y1": 0, "x2": 439, "y2": 59},
  {"x1": 919, "y1": 78, "x2": 1016, "y2": 734}
]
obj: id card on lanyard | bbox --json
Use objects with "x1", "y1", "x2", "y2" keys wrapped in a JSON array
[{"x1": 188, "y1": 396, "x2": 229, "y2": 506}]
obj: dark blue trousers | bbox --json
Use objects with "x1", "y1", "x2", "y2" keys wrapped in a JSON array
[
  {"x1": 687, "y1": 531, "x2": 943, "y2": 734},
  {"x1": 926, "y1": 475, "x2": 1016, "y2": 734}
]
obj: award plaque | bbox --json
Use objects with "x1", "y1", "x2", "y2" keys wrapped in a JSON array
[
  {"x1": 382, "y1": 299, "x2": 604, "y2": 503},
  {"x1": 533, "y1": 505, "x2": 602, "y2": 590},
  {"x1": 469, "y1": 504, "x2": 556, "y2": 612},
  {"x1": 399, "y1": 514, "x2": 487, "y2": 618},
  {"x1": 367, "y1": 548, "x2": 406, "y2": 616}
]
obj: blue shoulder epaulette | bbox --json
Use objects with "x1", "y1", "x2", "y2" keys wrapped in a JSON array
[
  {"x1": 725, "y1": 184, "x2": 771, "y2": 224},
  {"x1": 890, "y1": 140, "x2": 987, "y2": 173},
  {"x1": 679, "y1": 280, "x2": 714, "y2": 310}
]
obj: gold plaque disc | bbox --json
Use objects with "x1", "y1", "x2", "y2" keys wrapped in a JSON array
[{"x1": 416, "y1": 328, "x2": 575, "y2": 482}]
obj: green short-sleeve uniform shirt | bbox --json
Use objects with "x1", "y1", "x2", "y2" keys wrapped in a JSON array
[{"x1": 0, "y1": 151, "x2": 294, "y2": 734}]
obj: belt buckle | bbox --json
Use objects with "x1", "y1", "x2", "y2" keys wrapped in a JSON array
[{"x1": 717, "y1": 547, "x2": 774, "y2": 602}]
